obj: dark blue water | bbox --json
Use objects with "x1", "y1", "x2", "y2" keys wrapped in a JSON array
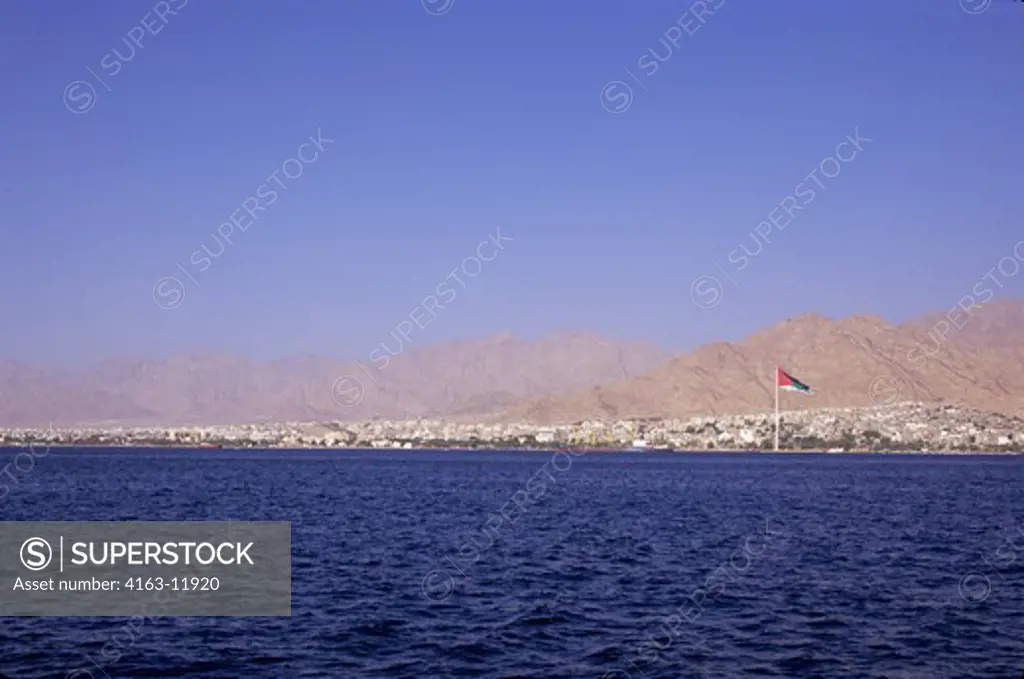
[{"x1": 1, "y1": 448, "x2": 1023, "y2": 678}]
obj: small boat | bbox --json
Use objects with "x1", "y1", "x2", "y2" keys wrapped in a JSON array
[{"x1": 199, "y1": 444, "x2": 223, "y2": 449}]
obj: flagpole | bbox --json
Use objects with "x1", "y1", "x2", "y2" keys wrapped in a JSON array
[{"x1": 774, "y1": 366, "x2": 780, "y2": 452}]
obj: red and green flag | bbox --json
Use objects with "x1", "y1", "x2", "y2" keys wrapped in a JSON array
[{"x1": 777, "y1": 367, "x2": 811, "y2": 394}]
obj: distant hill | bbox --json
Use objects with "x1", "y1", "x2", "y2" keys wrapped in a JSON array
[
  {"x1": 490, "y1": 300, "x2": 1024, "y2": 424},
  {"x1": 0, "y1": 333, "x2": 670, "y2": 426},
  {"x1": 4, "y1": 299, "x2": 1023, "y2": 427}
]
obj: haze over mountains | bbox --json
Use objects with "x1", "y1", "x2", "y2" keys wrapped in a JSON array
[
  {"x1": 1, "y1": 301, "x2": 1022, "y2": 427},
  {"x1": 0, "y1": 333, "x2": 669, "y2": 427}
]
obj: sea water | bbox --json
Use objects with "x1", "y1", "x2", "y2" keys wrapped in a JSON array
[{"x1": 1, "y1": 448, "x2": 1022, "y2": 678}]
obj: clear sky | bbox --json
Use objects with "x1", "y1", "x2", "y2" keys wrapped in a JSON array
[{"x1": 1, "y1": 0, "x2": 1022, "y2": 365}]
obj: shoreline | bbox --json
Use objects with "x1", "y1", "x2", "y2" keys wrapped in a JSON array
[{"x1": 1, "y1": 443, "x2": 1020, "y2": 456}]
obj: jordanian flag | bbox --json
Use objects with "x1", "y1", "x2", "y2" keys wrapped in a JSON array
[{"x1": 777, "y1": 367, "x2": 811, "y2": 393}]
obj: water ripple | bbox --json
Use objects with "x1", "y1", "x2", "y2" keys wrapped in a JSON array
[{"x1": 0, "y1": 449, "x2": 1022, "y2": 677}]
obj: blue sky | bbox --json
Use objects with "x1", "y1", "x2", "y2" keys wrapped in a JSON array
[{"x1": 1, "y1": 0, "x2": 1022, "y2": 365}]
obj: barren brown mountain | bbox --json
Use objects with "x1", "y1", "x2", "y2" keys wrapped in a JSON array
[
  {"x1": 496, "y1": 301, "x2": 1024, "y2": 424},
  {"x1": 0, "y1": 333, "x2": 669, "y2": 427},
  {"x1": 5, "y1": 301, "x2": 1023, "y2": 427}
]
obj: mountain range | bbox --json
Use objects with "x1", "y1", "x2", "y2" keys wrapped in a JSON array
[
  {"x1": 498, "y1": 301, "x2": 1024, "y2": 424},
  {"x1": 0, "y1": 333, "x2": 669, "y2": 427},
  {"x1": 2, "y1": 300, "x2": 1023, "y2": 427}
]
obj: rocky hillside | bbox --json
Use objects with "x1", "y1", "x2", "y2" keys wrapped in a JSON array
[{"x1": 493, "y1": 304, "x2": 1024, "y2": 424}]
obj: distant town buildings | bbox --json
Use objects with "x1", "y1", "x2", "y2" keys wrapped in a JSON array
[{"x1": 1, "y1": 403, "x2": 1021, "y2": 453}]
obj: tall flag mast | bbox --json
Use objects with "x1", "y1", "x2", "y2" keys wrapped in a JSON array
[{"x1": 775, "y1": 367, "x2": 812, "y2": 451}]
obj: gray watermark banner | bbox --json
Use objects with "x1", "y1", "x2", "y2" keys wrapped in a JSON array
[{"x1": 0, "y1": 522, "x2": 290, "y2": 616}]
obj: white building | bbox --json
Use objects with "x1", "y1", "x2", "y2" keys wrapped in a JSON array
[{"x1": 536, "y1": 430, "x2": 556, "y2": 443}]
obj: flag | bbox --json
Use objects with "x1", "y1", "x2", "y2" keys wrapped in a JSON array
[{"x1": 777, "y1": 367, "x2": 811, "y2": 394}]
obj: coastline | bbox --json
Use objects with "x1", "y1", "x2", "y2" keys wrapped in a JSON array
[
  {"x1": 1, "y1": 443, "x2": 1020, "y2": 456},
  {"x1": 5, "y1": 404, "x2": 1023, "y2": 455}
]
